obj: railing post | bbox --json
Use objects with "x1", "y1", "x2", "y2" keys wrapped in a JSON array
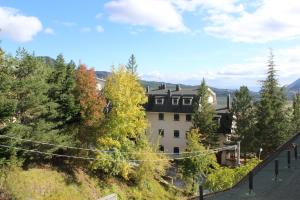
[
  {"x1": 295, "y1": 145, "x2": 298, "y2": 160},
  {"x1": 287, "y1": 150, "x2": 291, "y2": 168},
  {"x1": 249, "y1": 171, "x2": 253, "y2": 194},
  {"x1": 199, "y1": 185, "x2": 204, "y2": 200},
  {"x1": 275, "y1": 159, "x2": 279, "y2": 181}
]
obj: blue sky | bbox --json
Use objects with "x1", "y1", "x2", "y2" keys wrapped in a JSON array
[{"x1": 1, "y1": 0, "x2": 300, "y2": 90}]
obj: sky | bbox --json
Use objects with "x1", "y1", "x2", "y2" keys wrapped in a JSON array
[{"x1": 1, "y1": 0, "x2": 300, "y2": 90}]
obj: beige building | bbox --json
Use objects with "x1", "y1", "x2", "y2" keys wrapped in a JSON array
[
  {"x1": 96, "y1": 78, "x2": 106, "y2": 91},
  {"x1": 145, "y1": 84, "x2": 217, "y2": 154}
]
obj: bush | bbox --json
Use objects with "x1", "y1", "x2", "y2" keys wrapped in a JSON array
[{"x1": 205, "y1": 158, "x2": 260, "y2": 192}]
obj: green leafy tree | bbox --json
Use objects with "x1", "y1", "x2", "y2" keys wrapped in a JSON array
[
  {"x1": 126, "y1": 54, "x2": 138, "y2": 74},
  {"x1": 293, "y1": 93, "x2": 300, "y2": 132},
  {"x1": 256, "y1": 51, "x2": 292, "y2": 154},
  {"x1": 192, "y1": 79, "x2": 218, "y2": 147},
  {"x1": 231, "y1": 86, "x2": 256, "y2": 153},
  {"x1": 179, "y1": 129, "x2": 218, "y2": 193},
  {"x1": 92, "y1": 65, "x2": 168, "y2": 182}
]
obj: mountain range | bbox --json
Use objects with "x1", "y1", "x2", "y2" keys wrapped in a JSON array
[
  {"x1": 288, "y1": 78, "x2": 300, "y2": 94},
  {"x1": 39, "y1": 57, "x2": 300, "y2": 99}
]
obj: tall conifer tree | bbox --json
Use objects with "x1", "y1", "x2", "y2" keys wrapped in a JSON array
[
  {"x1": 126, "y1": 54, "x2": 138, "y2": 74},
  {"x1": 48, "y1": 55, "x2": 79, "y2": 127},
  {"x1": 256, "y1": 51, "x2": 291, "y2": 154},
  {"x1": 1, "y1": 49, "x2": 68, "y2": 159},
  {"x1": 192, "y1": 79, "x2": 218, "y2": 147},
  {"x1": 231, "y1": 86, "x2": 256, "y2": 153},
  {"x1": 293, "y1": 93, "x2": 300, "y2": 132}
]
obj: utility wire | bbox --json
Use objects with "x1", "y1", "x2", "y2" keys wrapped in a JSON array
[
  {"x1": 0, "y1": 144, "x2": 217, "y2": 162},
  {"x1": 0, "y1": 135, "x2": 234, "y2": 155}
]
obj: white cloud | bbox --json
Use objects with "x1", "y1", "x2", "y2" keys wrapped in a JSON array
[
  {"x1": 105, "y1": 0, "x2": 188, "y2": 32},
  {"x1": 140, "y1": 47, "x2": 300, "y2": 90},
  {"x1": 96, "y1": 13, "x2": 103, "y2": 19},
  {"x1": 172, "y1": 0, "x2": 243, "y2": 13},
  {"x1": 44, "y1": 27, "x2": 54, "y2": 35},
  {"x1": 0, "y1": 7, "x2": 42, "y2": 42},
  {"x1": 96, "y1": 25, "x2": 104, "y2": 32},
  {"x1": 56, "y1": 21, "x2": 77, "y2": 27},
  {"x1": 204, "y1": 0, "x2": 300, "y2": 42},
  {"x1": 80, "y1": 27, "x2": 92, "y2": 32}
]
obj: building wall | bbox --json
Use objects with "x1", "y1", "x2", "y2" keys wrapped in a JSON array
[
  {"x1": 96, "y1": 78, "x2": 106, "y2": 91},
  {"x1": 146, "y1": 112, "x2": 192, "y2": 154}
]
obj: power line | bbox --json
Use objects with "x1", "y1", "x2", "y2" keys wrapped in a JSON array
[
  {"x1": 0, "y1": 144, "x2": 216, "y2": 162},
  {"x1": 0, "y1": 144, "x2": 95, "y2": 160},
  {"x1": 0, "y1": 134, "x2": 112, "y2": 153},
  {"x1": 0, "y1": 134, "x2": 230, "y2": 156}
]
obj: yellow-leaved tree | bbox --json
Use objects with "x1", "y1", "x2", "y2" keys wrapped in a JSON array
[{"x1": 92, "y1": 66, "x2": 168, "y2": 183}]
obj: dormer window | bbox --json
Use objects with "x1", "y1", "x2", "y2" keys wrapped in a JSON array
[
  {"x1": 183, "y1": 97, "x2": 193, "y2": 105},
  {"x1": 172, "y1": 96, "x2": 180, "y2": 105},
  {"x1": 155, "y1": 96, "x2": 164, "y2": 105}
]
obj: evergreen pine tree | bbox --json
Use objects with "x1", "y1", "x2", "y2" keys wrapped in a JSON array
[
  {"x1": 293, "y1": 93, "x2": 300, "y2": 132},
  {"x1": 126, "y1": 54, "x2": 138, "y2": 74},
  {"x1": 192, "y1": 79, "x2": 218, "y2": 147},
  {"x1": 0, "y1": 48, "x2": 17, "y2": 124},
  {"x1": 256, "y1": 51, "x2": 291, "y2": 154},
  {"x1": 231, "y1": 86, "x2": 256, "y2": 153},
  {"x1": 48, "y1": 54, "x2": 79, "y2": 127},
  {"x1": 1, "y1": 49, "x2": 69, "y2": 160}
]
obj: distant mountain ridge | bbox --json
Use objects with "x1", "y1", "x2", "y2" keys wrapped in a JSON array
[
  {"x1": 95, "y1": 71, "x2": 238, "y2": 97},
  {"x1": 288, "y1": 78, "x2": 300, "y2": 93},
  {"x1": 38, "y1": 58, "x2": 298, "y2": 99}
]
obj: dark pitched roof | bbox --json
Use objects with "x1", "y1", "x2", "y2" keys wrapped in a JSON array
[
  {"x1": 192, "y1": 132, "x2": 300, "y2": 200},
  {"x1": 145, "y1": 88, "x2": 198, "y2": 113},
  {"x1": 147, "y1": 88, "x2": 198, "y2": 96}
]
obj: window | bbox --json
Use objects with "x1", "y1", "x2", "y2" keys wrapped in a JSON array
[
  {"x1": 174, "y1": 130, "x2": 180, "y2": 138},
  {"x1": 155, "y1": 97, "x2": 164, "y2": 105},
  {"x1": 173, "y1": 147, "x2": 180, "y2": 154},
  {"x1": 183, "y1": 98, "x2": 193, "y2": 105},
  {"x1": 186, "y1": 114, "x2": 192, "y2": 122},
  {"x1": 159, "y1": 145, "x2": 164, "y2": 152},
  {"x1": 172, "y1": 98, "x2": 179, "y2": 105},
  {"x1": 174, "y1": 113, "x2": 180, "y2": 121},
  {"x1": 158, "y1": 113, "x2": 164, "y2": 120},
  {"x1": 158, "y1": 129, "x2": 164, "y2": 137}
]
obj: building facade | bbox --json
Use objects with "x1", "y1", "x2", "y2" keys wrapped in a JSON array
[{"x1": 145, "y1": 84, "x2": 217, "y2": 154}]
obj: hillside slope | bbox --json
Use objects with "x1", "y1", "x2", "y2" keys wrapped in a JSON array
[{"x1": 0, "y1": 166, "x2": 183, "y2": 200}]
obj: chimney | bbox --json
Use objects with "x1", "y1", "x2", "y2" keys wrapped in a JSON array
[
  {"x1": 227, "y1": 94, "x2": 231, "y2": 110},
  {"x1": 146, "y1": 86, "x2": 150, "y2": 93},
  {"x1": 159, "y1": 83, "x2": 167, "y2": 90},
  {"x1": 176, "y1": 84, "x2": 181, "y2": 91},
  {"x1": 167, "y1": 89, "x2": 171, "y2": 97}
]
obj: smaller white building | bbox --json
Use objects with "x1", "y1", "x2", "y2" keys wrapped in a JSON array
[{"x1": 96, "y1": 78, "x2": 106, "y2": 91}]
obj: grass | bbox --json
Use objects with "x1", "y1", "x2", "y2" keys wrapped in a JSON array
[{"x1": 0, "y1": 165, "x2": 185, "y2": 200}]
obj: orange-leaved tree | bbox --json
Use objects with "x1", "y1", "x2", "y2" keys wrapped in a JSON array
[{"x1": 75, "y1": 64, "x2": 105, "y2": 146}]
